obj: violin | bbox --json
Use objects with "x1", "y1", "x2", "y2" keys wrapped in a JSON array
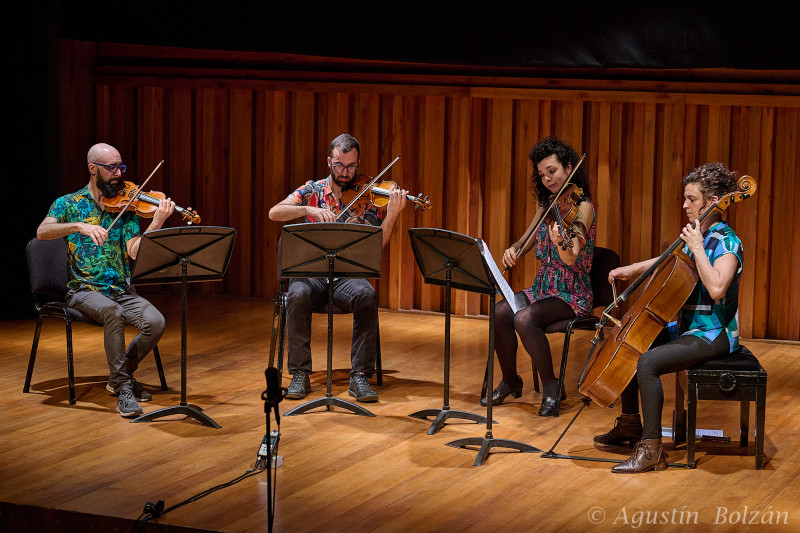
[
  {"x1": 504, "y1": 154, "x2": 586, "y2": 271},
  {"x1": 335, "y1": 174, "x2": 432, "y2": 218},
  {"x1": 544, "y1": 183, "x2": 584, "y2": 251},
  {"x1": 102, "y1": 180, "x2": 201, "y2": 225}
]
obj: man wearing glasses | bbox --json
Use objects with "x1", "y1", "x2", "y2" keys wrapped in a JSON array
[
  {"x1": 269, "y1": 134, "x2": 408, "y2": 402},
  {"x1": 37, "y1": 143, "x2": 175, "y2": 418}
]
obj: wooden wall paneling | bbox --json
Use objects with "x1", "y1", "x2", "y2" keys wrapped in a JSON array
[
  {"x1": 482, "y1": 98, "x2": 514, "y2": 320},
  {"x1": 290, "y1": 92, "x2": 317, "y2": 186},
  {"x1": 394, "y1": 95, "x2": 428, "y2": 312},
  {"x1": 417, "y1": 95, "x2": 446, "y2": 313},
  {"x1": 718, "y1": 106, "x2": 732, "y2": 163},
  {"x1": 767, "y1": 109, "x2": 790, "y2": 338},
  {"x1": 228, "y1": 89, "x2": 254, "y2": 296},
  {"x1": 94, "y1": 85, "x2": 112, "y2": 164},
  {"x1": 195, "y1": 88, "x2": 230, "y2": 295},
  {"x1": 508, "y1": 99, "x2": 540, "y2": 297},
  {"x1": 788, "y1": 111, "x2": 800, "y2": 340},
  {"x1": 594, "y1": 101, "x2": 614, "y2": 252},
  {"x1": 773, "y1": 109, "x2": 799, "y2": 339},
  {"x1": 468, "y1": 99, "x2": 488, "y2": 315},
  {"x1": 352, "y1": 93, "x2": 390, "y2": 308},
  {"x1": 639, "y1": 101, "x2": 657, "y2": 262},
  {"x1": 259, "y1": 90, "x2": 290, "y2": 299},
  {"x1": 167, "y1": 88, "x2": 194, "y2": 228},
  {"x1": 447, "y1": 96, "x2": 480, "y2": 315},
  {"x1": 70, "y1": 43, "x2": 800, "y2": 339},
  {"x1": 60, "y1": 40, "x2": 97, "y2": 193},
  {"x1": 252, "y1": 91, "x2": 268, "y2": 299},
  {"x1": 728, "y1": 106, "x2": 756, "y2": 338},
  {"x1": 384, "y1": 95, "x2": 415, "y2": 311},
  {"x1": 656, "y1": 103, "x2": 686, "y2": 253},
  {"x1": 753, "y1": 107, "x2": 775, "y2": 338},
  {"x1": 112, "y1": 86, "x2": 137, "y2": 172},
  {"x1": 137, "y1": 86, "x2": 166, "y2": 194},
  {"x1": 706, "y1": 105, "x2": 721, "y2": 162}
]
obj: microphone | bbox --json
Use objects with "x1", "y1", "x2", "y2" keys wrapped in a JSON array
[{"x1": 265, "y1": 367, "x2": 283, "y2": 406}]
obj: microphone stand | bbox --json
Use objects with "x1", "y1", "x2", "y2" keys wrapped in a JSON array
[{"x1": 260, "y1": 368, "x2": 283, "y2": 533}]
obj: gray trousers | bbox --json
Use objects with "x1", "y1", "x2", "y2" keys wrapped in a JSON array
[
  {"x1": 286, "y1": 277, "x2": 378, "y2": 376},
  {"x1": 67, "y1": 288, "x2": 165, "y2": 393}
]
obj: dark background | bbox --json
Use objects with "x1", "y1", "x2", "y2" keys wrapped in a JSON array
[{"x1": 4, "y1": 1, "x2": 798, "y2": 319}]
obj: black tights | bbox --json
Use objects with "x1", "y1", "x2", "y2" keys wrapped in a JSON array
[
  {"x1": 620, "y1": 331, "x2": 731, "y2": 439},
  {"x1": 494, "y1": 295, "x2": 575, "y2": 398}
]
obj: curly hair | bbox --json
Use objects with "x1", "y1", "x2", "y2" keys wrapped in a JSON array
[
  {"x1": 529, "y1": 136, "x2": 591, "y2": 205},
  {"x1": 682, "y1": 162, "x2": 738, "y2": 200}
]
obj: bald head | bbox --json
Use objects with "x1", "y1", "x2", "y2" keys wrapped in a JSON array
[{"x1": 87, "y1": 143, "x2": 120, "y2": 166}]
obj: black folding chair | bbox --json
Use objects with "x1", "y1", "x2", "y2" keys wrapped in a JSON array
[{"x1": 23, "y1": 238, "x2": 167, "y2": 405}]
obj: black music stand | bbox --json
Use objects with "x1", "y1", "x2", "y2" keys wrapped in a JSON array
[
  {"x1": 129, "y1": 226, "x2": 236, "y2": 428},
  {"x1": 408, "y1": 228, "x2": 539, "y2": 464},
  {"x1": 281, "y1": 222, "x2": 381, "y2": 417}
]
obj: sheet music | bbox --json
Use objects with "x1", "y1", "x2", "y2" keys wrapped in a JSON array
[{"x1": 481, "y1": 240, "x2": 520, "y2": 313}]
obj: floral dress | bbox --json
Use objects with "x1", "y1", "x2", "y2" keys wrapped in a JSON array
[{"x1": 523, "y1": 201, "x2": 596, "y2": 317}]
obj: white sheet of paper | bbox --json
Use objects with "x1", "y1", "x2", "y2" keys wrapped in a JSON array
[{"x1": 481, "y1": 240, "x2": 520, "y2": 314}]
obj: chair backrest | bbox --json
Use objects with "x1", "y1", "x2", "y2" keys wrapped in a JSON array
[
  {"x1": 590, "y1": 246, "x2": 621, "y2": 309},
  {"x1": 26, "y1": 238, "x2": 70, "y2": 303}
]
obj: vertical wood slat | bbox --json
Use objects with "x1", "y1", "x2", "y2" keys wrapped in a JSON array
[
  {"x1": 62, "y1": 46, "x2": 800, "y2": 339},
  {"x1": 228, "y1": 89, "x2": 253, "y2": 296}
]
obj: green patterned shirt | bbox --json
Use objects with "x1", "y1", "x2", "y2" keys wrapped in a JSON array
[{"x1": 46, "y1": 186, "x2": 140, "y2": 296}]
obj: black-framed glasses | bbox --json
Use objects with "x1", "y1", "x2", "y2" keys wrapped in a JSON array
[
  {"x1": 93, "y1": 162, "x2": 127, "y2": 174},
  {"x1": 331, "y1": 162, "x2": 358, "y2": 174}
]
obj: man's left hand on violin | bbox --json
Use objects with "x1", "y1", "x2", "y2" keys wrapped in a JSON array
[
  {"x1": 153, "y1": 198, "x2": 176, "y2": 226},
  {"x1": 385, "y1": 185, "x2": 409, "y2": 216}
]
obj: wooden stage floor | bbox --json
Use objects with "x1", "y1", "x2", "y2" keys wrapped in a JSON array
[{"x1": 1, "y1": 291, "x2": 798, "y2": 532}]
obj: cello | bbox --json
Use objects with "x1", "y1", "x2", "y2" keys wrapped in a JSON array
[{"x1": 578, "y1": 175, "x2": 757, "y2": 407}]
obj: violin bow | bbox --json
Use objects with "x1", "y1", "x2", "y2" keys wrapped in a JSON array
[
  {"x1": 334, "y1": 154, "x2": 402, "y2": 222},
  {"x1": 106, "y1": 160, "x2": 164, "y2": 231},
  {"x1": 503, "y1": 154, "x2": 586, "y2": 272}
]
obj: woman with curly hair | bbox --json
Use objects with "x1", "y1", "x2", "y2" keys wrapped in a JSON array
[
  {"x1": 482, "y1": 136, "x2": 595, "y2": 417},
  {"x1": 596, "y1": 162, "x2": 743, "y2": 473}
]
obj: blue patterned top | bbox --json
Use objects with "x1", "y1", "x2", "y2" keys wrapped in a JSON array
[
  {"x1": 680, "y1": 221, "x2": 742, "y2": 352},
  {"x1": 46, "y1": 186, "x2": 140, "y2": 296}
]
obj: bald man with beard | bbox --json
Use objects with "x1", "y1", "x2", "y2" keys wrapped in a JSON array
[{"x1": 37, "y1": 143, "x2": 176, "y2": 417}]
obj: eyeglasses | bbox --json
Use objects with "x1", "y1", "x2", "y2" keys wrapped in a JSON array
[
  {"x1": 331, "y1": 162, "x2": 358, "y2": 174},
  {"x1": 93, "y1": 162, "x2": 127, "y2": 174}
]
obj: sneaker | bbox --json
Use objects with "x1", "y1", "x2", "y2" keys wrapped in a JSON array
[
  {"x1": 285, "y1": 371, "x2": 311, "y2": 399},
  {"x1": 348, "y1": 373, "x2": 378, "y2": 402},
  {"x1": 116, "y1": 389, "x2": 144, "y2": 418},
  {"x1": 106, "y1": 378, "x2": 152, "y2": 402}
]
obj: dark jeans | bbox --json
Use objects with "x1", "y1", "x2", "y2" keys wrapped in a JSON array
[
  {"x1": 286, "y1": 277, "x2": 378, "y2": 376},
  {"x1": 621, "y1": 330, "x2": 731, "y2": 439},
  {"x1": 66, "y1": 287, "x2": 165, "y2": 393}
]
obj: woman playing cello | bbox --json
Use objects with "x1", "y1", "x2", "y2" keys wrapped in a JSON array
[
  {"x1": 597, "y1": 162, "x2": 743, "y2": 473},
  {"x1": 483, "y1": 136, "x2": 595, "y2": 417}
]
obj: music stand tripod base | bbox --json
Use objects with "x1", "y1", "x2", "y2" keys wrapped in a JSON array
[
  {"x1": 409, "y1": 407, "x2": 492, "y2": 435},
  {"x1": 446, "y1": 435, "x2": 540, "y2": 467},
  {"x1": 132, "y1": 403, "x2": 221, "y2": 428},
  {"x1": 285, "y1": 394, "x2": 376, "y2": 417}
]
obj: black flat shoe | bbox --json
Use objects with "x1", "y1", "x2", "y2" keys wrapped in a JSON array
[
  {"x1": 538, "y1": 384, "x2": 567, "y2": 417},
  {"x1": 481, "y1": 376, "x2": 523, "y2": 406}
]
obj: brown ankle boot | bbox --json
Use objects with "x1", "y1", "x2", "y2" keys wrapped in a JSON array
[
  {"x1": 594, "y1": 414, "x2": 643, "y2": 446},
  {"x1": 611, "y1": 438, "x2": 668, "y2": 473}
]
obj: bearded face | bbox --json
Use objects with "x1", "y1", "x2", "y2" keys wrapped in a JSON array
[{"x1": 96, "y1": 173, "x2": 125, "y2": 198}]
